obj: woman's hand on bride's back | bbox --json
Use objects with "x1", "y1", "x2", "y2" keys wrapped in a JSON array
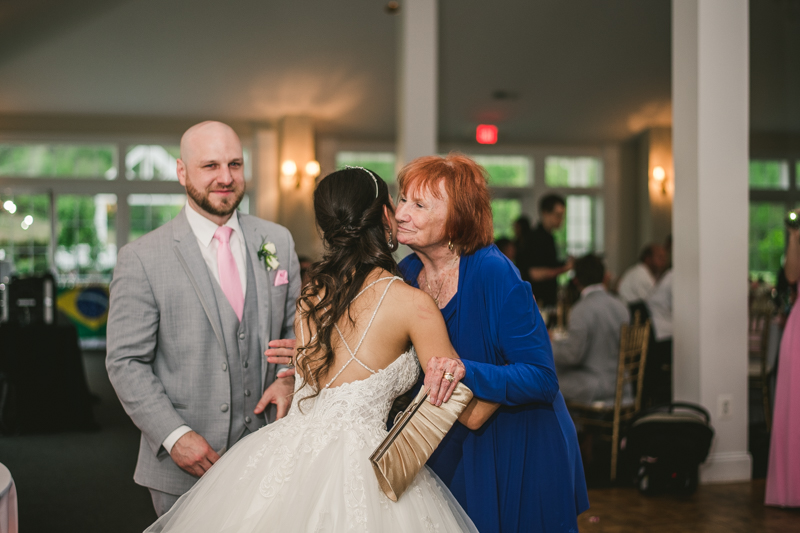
[{"x1": 424, "y1": 356, "x2": 466, "y2": 406}]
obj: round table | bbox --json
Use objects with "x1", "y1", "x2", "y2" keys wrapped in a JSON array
[{"x1": 0, "y1": 463, "x2": 17, "y2": 533}]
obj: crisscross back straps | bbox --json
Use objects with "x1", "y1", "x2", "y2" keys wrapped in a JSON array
[{"x1": 322, "y1": 276, "x2": 402, "y2": 389}]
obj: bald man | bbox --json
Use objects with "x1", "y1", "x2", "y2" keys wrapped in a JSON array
[{"x1": 107, "y1": 121, "x2": 301, "y2": 516}]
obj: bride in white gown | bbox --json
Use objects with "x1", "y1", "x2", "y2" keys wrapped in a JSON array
[{"x1": 145, "y1": 167, "x2": 495, "y2": 532}]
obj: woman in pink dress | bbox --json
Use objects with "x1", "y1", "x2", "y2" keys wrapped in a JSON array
[{"x1": 766, "y1": 215, "x2": 800, "y2": 507}]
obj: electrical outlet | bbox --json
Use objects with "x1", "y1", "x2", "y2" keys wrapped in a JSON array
[{"x1": 717, "y1": 394, "x2": 733, "y2": 421}]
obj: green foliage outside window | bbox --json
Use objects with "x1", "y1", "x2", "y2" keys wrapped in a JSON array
[
  {"x1": 749, "y1": 161, "x2": 789, "y2": 189},
  {"x1": 128, "y1": 194, "x2": 185, "y2": 242},
  {"x1": 473, "y1": 156, "x2": 530, "y2": 187},
  {"x1": 551, "y1": 195, "x2": 596, "y2": 258},
  {"x1": 336, "y1": 152, "x2": 396, "y2": 183},
  {"x1": 58, "y1": 197, "x2": 100, "y2": 253},
  {"x1": 0, "y1": 144, "x2": 115, "y2": 178},
  {"x1": 0, "y1": 194, "x2": 51, "y2": 273},
  {"x1": 56, "y1": 195, "x2": 117, "y2": 275},
  {"x1": 491, "y1": 199, "x2": 521, "y2": 240},
  {"x1": 545, "y1": 157, "x2": 602, "y2": 187},
  {"x1": 749, "y1": 203, "x2": 786, "y2": 285}
]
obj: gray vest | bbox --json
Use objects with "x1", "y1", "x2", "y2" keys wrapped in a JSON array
[{"x1": 210, "y1": 250, "x2": 264, "y2": 446}]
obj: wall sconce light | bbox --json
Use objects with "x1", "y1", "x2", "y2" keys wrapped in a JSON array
[
  {"x1": 281, "y1": 159, "x2": 321, "y2": 189},
  {"x1": 653, "y1": 166, "x2": 667, "y2": 195},
  {"x1": 305, "y1": 160, "x2": 321, "y2": 178}
]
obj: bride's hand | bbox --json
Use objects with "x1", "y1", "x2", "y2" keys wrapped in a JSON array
[{"x1": 424, "y1": 357, "x2": 466, "y2": 407}]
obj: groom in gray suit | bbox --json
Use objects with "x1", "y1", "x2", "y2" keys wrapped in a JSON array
[{"x1": 107, "y1": 121, "x2": 300, "y2": 516}]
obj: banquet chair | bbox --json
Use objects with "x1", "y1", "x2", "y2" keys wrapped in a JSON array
[
  {"x1": 567, "y1": 317, "x2": 651, "y2": 481},
  {"x1": 747, "y1": 308, "x2": 774, "y2": 429}
]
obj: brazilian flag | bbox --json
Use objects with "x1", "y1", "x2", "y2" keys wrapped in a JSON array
[{"x1": 57, "y1": 285, "x2": 109, "y2": 339}]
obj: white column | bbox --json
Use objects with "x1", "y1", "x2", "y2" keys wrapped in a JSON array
[
  {"x1": 672, "y1": 0, "x2": 751, "y2": 483},
  {"x1": 254, "y1": 127, "x2": 279, "y2": 222},
  {"x1": 396, "y1": 0, "x2": 438, "y2": 169},
  {"x1": 278, "y1": 116, "x2": 321, "y2": 259}
]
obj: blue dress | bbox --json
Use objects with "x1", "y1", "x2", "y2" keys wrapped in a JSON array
[{"x1": 400, "y1": 245, "x2": 589, "y2": 532}]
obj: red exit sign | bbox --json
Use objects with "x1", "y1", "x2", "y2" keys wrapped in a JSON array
[{"x1": 476, "y1": 124, "x2": 498, "y2": 144}]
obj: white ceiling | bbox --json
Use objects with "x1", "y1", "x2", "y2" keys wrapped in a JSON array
[{"x1": 0, "y1": 0, "x2": 796, "y2": 143}]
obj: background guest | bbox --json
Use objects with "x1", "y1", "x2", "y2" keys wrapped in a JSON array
[
  {"x1": 617, "y1": 244, "x2": 668, "y2": 304},
  {"x1": 524, "y1": 195, "x2": 574, "y2": 308},
  {"x1": 494, "y1": 237, "x2": 516, "y2": 262},
  {"x1": 512, "y1": 215, "x2": 533, "y2": 283},
  {"x1": 552, "y1": 254, "x2": 630, "y2": 404}
]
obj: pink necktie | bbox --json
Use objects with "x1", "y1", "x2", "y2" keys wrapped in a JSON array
[{"x1": 213, "y1": 226, "x2": 244, "y2": 321}]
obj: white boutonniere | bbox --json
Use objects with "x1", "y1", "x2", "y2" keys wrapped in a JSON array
[{"x1": 257, "y1": 240, "x2": 280, "y2": 271}]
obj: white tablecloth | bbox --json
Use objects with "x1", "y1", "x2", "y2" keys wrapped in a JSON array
[{"x1": 0, "y1": 463, "x2": 17, "y2": 533}]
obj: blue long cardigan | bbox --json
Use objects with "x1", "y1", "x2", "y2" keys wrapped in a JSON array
[{"x1": 400, "y1": 245, "x2": 589, "y2": 532}]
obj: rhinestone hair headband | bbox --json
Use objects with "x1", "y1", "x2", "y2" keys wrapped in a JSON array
[{"x1": 345, "y1": 165, "x2": 378, "y2": 198}]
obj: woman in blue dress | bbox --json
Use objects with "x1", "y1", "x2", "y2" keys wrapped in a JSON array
[{"x1": 395, "y1": 153, "x2": 589, "y2": 532}]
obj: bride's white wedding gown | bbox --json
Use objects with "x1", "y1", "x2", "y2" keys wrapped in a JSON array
[{"x1": 145, "y1": 277, "x2": 477, "y2": 533}]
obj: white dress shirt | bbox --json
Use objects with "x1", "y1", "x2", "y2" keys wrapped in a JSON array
[
  {"x1": 646, "y1": 269, "x2": 673, "y2": 341},
  {"x1": 163, "y1": 201, "x2": 248, "y2": 454},
  {"x1": 617, "y1": 263, "x2": 656, "y2": 304}
]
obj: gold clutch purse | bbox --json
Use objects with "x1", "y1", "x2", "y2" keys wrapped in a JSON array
[{"x1": 369, "y1": 382, "x2": 473, "y2": 501}]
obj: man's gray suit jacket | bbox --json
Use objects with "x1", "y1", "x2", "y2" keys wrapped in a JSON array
[
  {"x1": 552, "y1": 288, "x2": 630, "y2": 403},
  {"x1": 106, "y1": 208, "x2": 301, "y2": 496}
]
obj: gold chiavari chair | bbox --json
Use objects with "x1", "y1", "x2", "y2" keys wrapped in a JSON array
[{"x1": 567, "y1": 318, "x2": 651, "y2": 481}]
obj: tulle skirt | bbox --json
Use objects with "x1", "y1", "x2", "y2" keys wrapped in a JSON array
[{"x1": 145, "y1": 414, "x2": 477, "y2": 532}]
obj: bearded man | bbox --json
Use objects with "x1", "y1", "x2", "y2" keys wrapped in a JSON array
[{"x1": 106, "y1": 121, "x2": 301, "y2": 516}]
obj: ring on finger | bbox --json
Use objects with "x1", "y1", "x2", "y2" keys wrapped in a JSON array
[{"x1": 443, "y1": 372, "x2": 455, "y2": 383}]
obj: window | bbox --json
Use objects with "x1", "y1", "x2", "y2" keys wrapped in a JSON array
[
  {"x1": 125, "y1": 145, "x2": 180, "y2": 181},
  {"x1": 491, "y1": 198, "x2": 522, "y2": 240},
  {"x1": 542, "y1": 156, "x2": 604, "y2": 259},
  {"x1": 545, "y1": 157, "x2": 602, "y2": 187},
  {"x1": 748, "y1": 158, "x2": 800, "y2": 284},
  {"x1": 0, "y1": 143, "x2": 116, "y2": 179},
  {"x1": 553, "y1": 195, "x2": 603, "y2": 257},
  {"x1": 749, "y1": 202, "x2": 786, "y2": 284},
  {"x1": 474, "y1": 155, "x2": 531, "y2": 187},
  {"x1": 0, "y1": 193, "x2": 51, "y2": 274},
  {"x1": 749, "y1": 160, "x2": 789, "y2": 190},
  {"x1": 128, "y1": 194, "x2": 185, "y2": 242},
  {"x1": 0, "y1": 138, "x2": 264, "y2": 346},
  {"x1": 335, "y1": 152, "x2": 396, "y2": 183},
  {"x1": 55, "y1": 194, "x2": 117, "y2": 282}
]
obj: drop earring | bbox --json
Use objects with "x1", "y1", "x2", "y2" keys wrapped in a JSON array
[{"x1": 448, "y1": 240, "x2": 454, "y2": 251}]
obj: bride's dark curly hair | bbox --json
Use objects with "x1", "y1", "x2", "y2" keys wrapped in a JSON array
[{"x1": 296, "y1": 167, "x2": 400, "y2": 404}]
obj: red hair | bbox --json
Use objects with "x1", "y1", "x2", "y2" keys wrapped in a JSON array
[{"x1": 397, "y1": 153, "x2": 493, "y2": 255}]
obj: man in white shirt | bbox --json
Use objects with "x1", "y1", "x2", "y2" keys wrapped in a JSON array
[
  {"x1": 107, "y1": 121, "x2": 301, "y2": 516},
  {"x1": 552, "y1": 255, "x2": 630, "y2": 403},
  {"x1": 617, "y1": 244, "x2": 668, "y2": 304}
]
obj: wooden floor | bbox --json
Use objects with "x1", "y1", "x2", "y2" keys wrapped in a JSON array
[{"x1": 577, "y1": 479, "x2": 800, "y2": 533}]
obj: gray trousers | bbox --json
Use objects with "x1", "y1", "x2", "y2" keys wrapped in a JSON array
[{"x1": 149, "y1": 488, "x2": 181, "y2": 517}]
